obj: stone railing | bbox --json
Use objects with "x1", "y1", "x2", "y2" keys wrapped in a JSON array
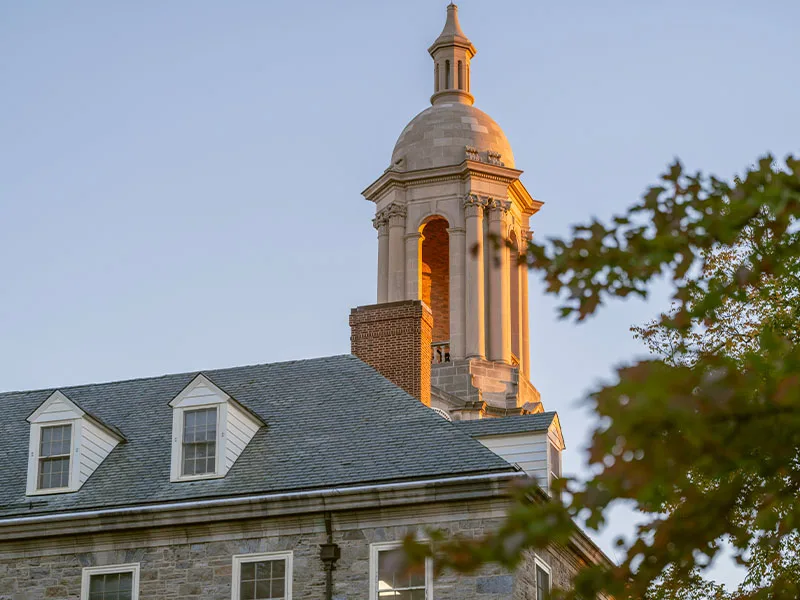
[{"x1": 431, "y1": 341, "x2": 451, "y2": 364}]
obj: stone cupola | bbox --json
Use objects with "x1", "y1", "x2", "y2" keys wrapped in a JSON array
[{"x1": 353, "y1": 4, "x2": 544, "y2": 420}]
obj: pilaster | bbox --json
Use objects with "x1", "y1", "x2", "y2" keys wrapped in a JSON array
[
  {"x1": 386, "y1": 204, "x2": 407, "y2": 302},
  {"x1": 487, "y1": 199, "x2": 511, "y2": 363},
  {"x1": 447, "y1": 227, "x2": 466, "y2": 360},
  {"x1": 463, "y1": 194, "x2": 487, "y2": 359}
]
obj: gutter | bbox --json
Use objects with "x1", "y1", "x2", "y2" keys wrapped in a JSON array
[{"x1": 0, "y1": 470, "x2": 522, "y2": 529}]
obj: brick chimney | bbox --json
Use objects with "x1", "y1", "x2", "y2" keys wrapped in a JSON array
[{"x1": 350, "y1": 300, "x2": 433, "y2": 406}]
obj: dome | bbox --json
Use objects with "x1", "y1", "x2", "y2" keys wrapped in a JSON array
[{"x1": 391, "y1": 102, "x2": 515, "y2": 172}]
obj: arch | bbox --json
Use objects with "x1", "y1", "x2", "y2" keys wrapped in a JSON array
[
  {"x1": 435, "y1": 63, "x2": 440, "y2": 93},
  {"x1": 445, "y1": 60, "x2": 451, "y2": 89},
  {"x1": 420, "y1": 216, "x2": 450, "y2": 350},
  {"x1": 508, "y1": 230, "x2": 521, "y2": 362},
  {"x1": 458, "y1": 61, "x2": 463, "y2": 90}
]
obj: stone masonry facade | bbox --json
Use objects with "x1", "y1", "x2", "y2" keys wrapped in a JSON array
[
  {"x1": 0, "y1": 500, "x2": 582, "y2": 600},
  {"x1": 350, "y1": 300, "x2": 433, "y2": 406}
]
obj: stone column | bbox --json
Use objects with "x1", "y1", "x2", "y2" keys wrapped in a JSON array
[
  {"x1": 520, "y1": 228, "x2": 532, "y2": 375},
  {"x1": 463, "y1": 195, "x2": 486, "y2": 359},
  {"x1": 405, "y1": 232, "x2": 423, "y2": 300},
  {"x1": 447, "y1": 226, "x2": 466, "y2": 360},
  {"x1": 374, "y1": 212, "x2": 389, "y2": 303},
  {"x1": 487, "y1": 199, "x2": 511, "y2": 363},
  {"x1": 387, "y1": 204, "x2": 407, "y2": 302}
]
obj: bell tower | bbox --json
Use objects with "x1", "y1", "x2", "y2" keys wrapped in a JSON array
[{"x1": 356, "y1": 4, "x2": 543, "y2": 419}]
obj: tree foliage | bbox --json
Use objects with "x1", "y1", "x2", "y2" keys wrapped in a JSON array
[{"x1": 407, "y1": 156, "x2": 800, "y2": 599}]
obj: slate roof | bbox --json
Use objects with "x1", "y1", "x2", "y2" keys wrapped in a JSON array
[
  {"x1": 0, "y1": 355, "x2": 515, "y2": 519},
  {"x1": 455, "y1": 412, "x2": 557, "y2": 437}
]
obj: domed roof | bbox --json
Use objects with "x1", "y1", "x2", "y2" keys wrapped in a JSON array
[{"x1": 391, "y1": 102, "x2": 515, "y2": 172}]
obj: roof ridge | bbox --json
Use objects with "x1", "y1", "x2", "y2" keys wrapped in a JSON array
[{"x1": 0, "y1": 354, "x2": 356, "y2": 397}]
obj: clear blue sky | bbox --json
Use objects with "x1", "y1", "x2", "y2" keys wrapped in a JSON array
[{"x1": 2, "y1": 0, "x2": 798, "y2": 584}]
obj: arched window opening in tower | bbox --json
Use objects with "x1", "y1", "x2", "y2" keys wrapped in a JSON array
[
  {"x1": 435, "y1": 63, "x2": 440, "y2": 93},
  {"x1": 509, "y1": 231, "x2": 521, "y2": 365},
  {"x1": 445, "y1": 60, "x2": 451, "y2": 90},
  {"x1": 458, "y1": 61, "x2": 463, "y2": 90},
  {"x1": 420, "y1": 217, "x2": 450, "y2": 363}
]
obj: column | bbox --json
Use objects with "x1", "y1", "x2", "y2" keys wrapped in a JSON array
[
  {"x1": 405, "y1": 232, "x2": 424, "y2": 300},
  {"x1": 487, "y1": 199, "x2": 511, "y2": 363},
  {"x1": 387, "y1": 204, "x2": 407, "y2": 302},
  {"x1": 374, "y1": 212, "x2": 389, "y2": 303},
  {"x1": 448, "y1": 226, "x2": 466, "y2": 360},
  {"x1": 520, "y1": 228, "x2": 532, "y2": 375},
  {"x1": 463, "y1": 195, "x2": 486, "y2": 359}
]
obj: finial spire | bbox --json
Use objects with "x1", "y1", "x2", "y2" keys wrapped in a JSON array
[{"x1": 428, "y1": 4, "x2": 476, "y2": 106}]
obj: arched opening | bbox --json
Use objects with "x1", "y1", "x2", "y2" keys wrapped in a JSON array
[
  {"x1": 435, "y1": 63, "x2": 440, "y2": 92},
  {"x1": 466, "y1": 64, "x2": 470, "y2": 92},
  {"x1": 509, "y1": 231, "x2": 521, "y2": 363},
  {"x1": 457, "y1": 61, "x2": 463, "y2": 90},
  {"x1": 421, "y1": 217, "x2": 450, "y2": 362},
  {"x1": 445, "y1": 60, "x2": 451, "y2": 89}
]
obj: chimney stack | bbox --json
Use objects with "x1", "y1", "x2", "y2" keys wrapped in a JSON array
[{"x1": 350, "y1": 300, "x2": 433, "y2": 406}]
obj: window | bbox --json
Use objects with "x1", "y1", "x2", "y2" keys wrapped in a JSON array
[
  {"x1": 232, "y1": 551, "x2": 292, "y2": 600},
  {"x1": 535, "y1": 557, "x2": 551, "y2": 600},
  {"x1": 370, "y1": 542, "x2": 432, "y2": 600},
  {"x1": 81, "y1": 564, "x2": 140, "y2": 600},
  {"x1": 549, "y1": 442, "x2": 562, "y2": 482},
  {"x1": 38, "y1": 424, "x2": 72, "y2": 490},
  {"x1": 182, "y1": 407, "x2": 217, "y2": 476}
]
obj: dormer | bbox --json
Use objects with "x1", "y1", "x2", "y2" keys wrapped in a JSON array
[
  {"x1": 169, "y1": 374, "x2": 263, "y2": 482},
  {"x1": 26, "y1": 390, "x2": 124, "y2": 495},
  {"x1": 454, "y1": 412, "x2": 565, "y2": 494}
]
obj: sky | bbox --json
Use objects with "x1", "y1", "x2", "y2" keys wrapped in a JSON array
[{"x1": 2, "y1": 0, "x2": 799, "y2": 586}]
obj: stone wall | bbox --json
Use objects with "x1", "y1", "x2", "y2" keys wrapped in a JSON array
[
  {"x1": 431, "y1": 358, "x2": 542, "y2": 418},
  {"x1": 0, "y1": 500, "x2": 583, "y2": 600}
]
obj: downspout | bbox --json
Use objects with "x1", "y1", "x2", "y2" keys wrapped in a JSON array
[{"x1": 319, "y1": 511, "x2": 340, "y2": 600}]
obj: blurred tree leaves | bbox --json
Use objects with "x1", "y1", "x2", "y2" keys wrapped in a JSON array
[{"x1": 409, "y1": 155, "x2": 800, "y2": 599}]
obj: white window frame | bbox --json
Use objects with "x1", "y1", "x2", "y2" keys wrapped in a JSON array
[
  {"x1": 534, "y1": 555, "x2": 552, "y2": 599},
  {"x1": 231, "y1": 551, "x2": 293, "y2": 600},
  {"x1": 81, "y1": 563, "x2": 140, "y2": 600},
  {"x1": 170, "y1": 402, "x2": 227, "y2": 482},
  {"x1": 26, "y1": 419, "x2": 82, "y2": 495},
  {"x1": 369, "y1": 541, "x2": 433, "y2": 600}
]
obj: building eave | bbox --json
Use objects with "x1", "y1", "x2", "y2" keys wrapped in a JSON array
[{"x1": 362, "y1": 160, "x2": 525, "y2": 203}]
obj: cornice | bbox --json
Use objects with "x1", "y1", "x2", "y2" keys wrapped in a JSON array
[
  {"x1": 362, "y1": 160, "x2": 525, "y2": 203},
  {"x1": 0, "y1": 472, "x2": 522, "y2": 542}
]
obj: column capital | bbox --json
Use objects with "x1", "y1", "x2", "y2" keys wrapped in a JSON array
[
  {"x1": 446, "y1": 227, "x2": 466, "y2": 236},
  {"x1": 372, "y1": 213, "x2": 389, "y2": 234},
  {"x1": 375, "y1": 202, "x2": 408, "y2": 231},
  {"x1": 463, "y1": 194, "x2": 487, "y2": 217},
  {"x1": 487, "y1": 198, "x2": 512, "y2": 221},
  {"x1": 404, "y1": 231, "x2": 424, "y2": 241}
]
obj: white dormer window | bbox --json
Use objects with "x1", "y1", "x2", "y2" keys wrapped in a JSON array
[
  {"x1": 26, "y1": 390, "x2": 123, "y2": 495},
  {"x1": 182, "y1": 407, "x2": 218, "y2": 476},
  {"x1": 38, "y1": 423, "x2": 73, "y2": 490},
  {"x1": 169, "y1": 374, "x2": 263, "y2": 482}
]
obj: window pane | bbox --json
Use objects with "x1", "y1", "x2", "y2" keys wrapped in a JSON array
[
  {"x1": 40, "y1": 424, "x2": 71, "y2": 457},
  {"x1": 88, "y1": 573, "x2": 133, "y2": 600},
  {"x1": 239, "y1": 559, "x2": 286, "y2": 600},
  {"x1": 536, "y1": 565, "x2": 551, "y2": 600},
  {"x1": 240, "y1": 581, "x2": 255, "y2": 599},
  {"x1": 38, "y1": 456, "x2": 70, "y2": 489},
  {"x1": 377, "y1": 550, "x2": 426, "y2": 596}
]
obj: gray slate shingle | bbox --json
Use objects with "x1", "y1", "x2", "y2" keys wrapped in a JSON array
[
  {"x1": 0, "y1": 355, "x2": 514, "y2": 519},
  {"x1": 455, "y1": 412, "x2": 556, "y2": 437}
]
